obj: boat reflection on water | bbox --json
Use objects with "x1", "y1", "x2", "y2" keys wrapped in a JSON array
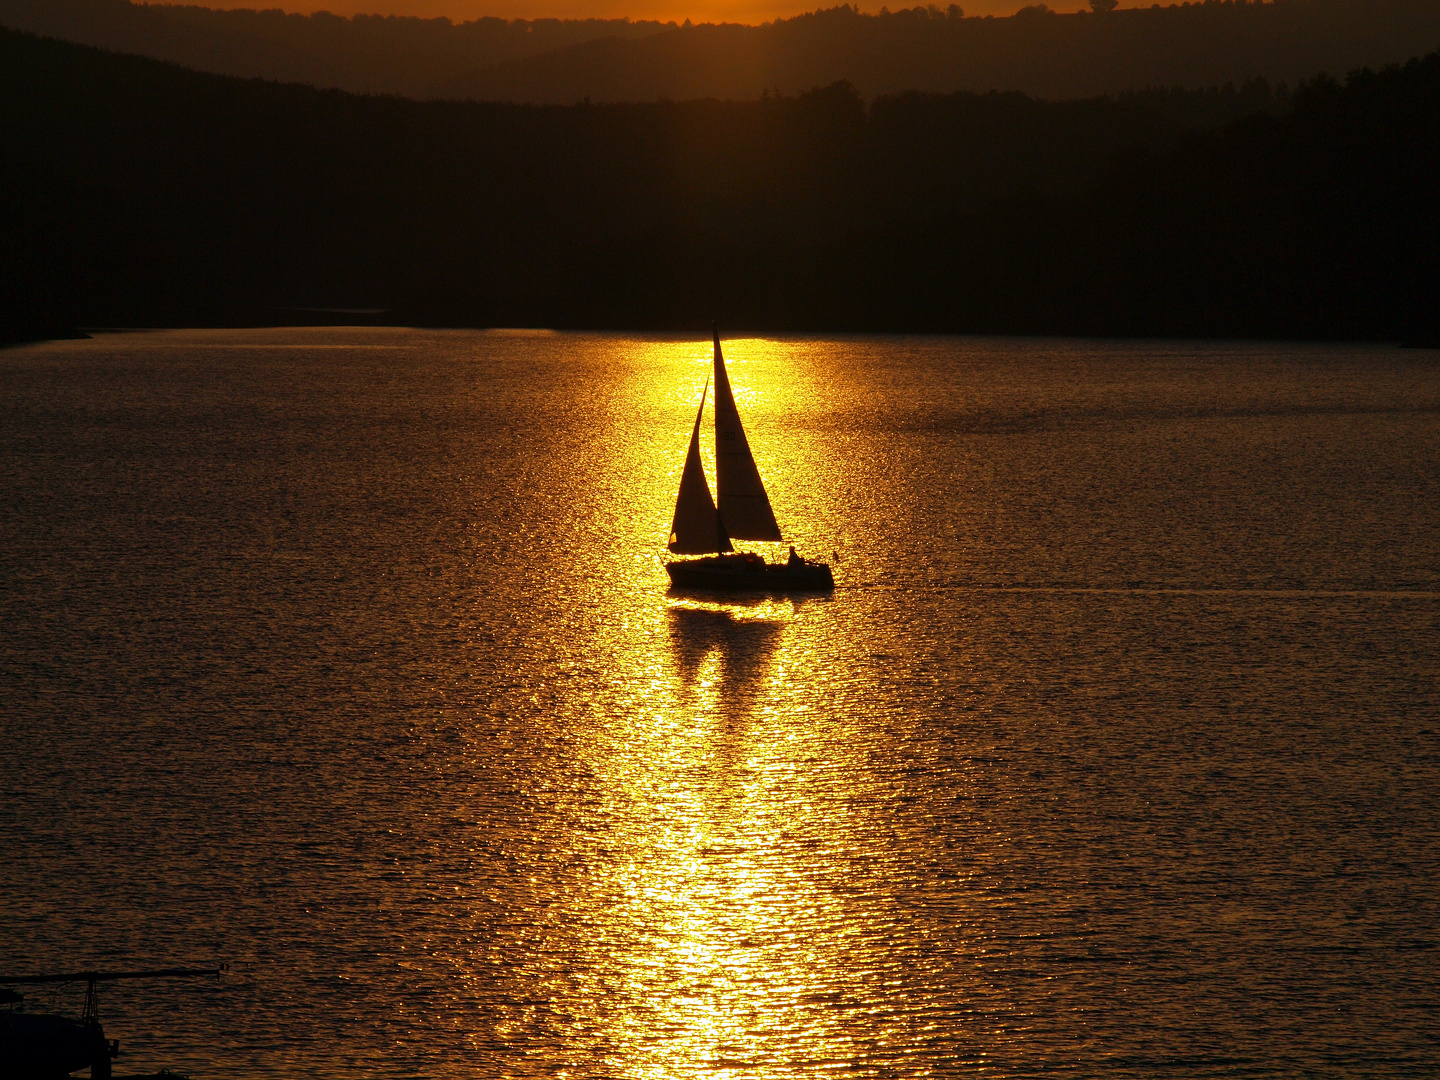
[{"x1": 665, "y1": 599, "x2": 788, "y2": 713}]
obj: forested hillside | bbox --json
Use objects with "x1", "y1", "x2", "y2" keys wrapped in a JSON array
[
  {"x1": 2, "y1": 29, "x2": 1436, "y2": 342},
  {"x1": 442, "y1": 0, "x2": 1440, "y2": 103},
  {"x1": 2, "y1": 0, "x2": 1437, "y2": 101}
]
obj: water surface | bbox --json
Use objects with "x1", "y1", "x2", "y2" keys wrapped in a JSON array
[{"x1": 1, "y1": 329, "x2": 1437, "y2": 1078}]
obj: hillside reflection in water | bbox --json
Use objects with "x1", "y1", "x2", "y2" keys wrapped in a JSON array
[{"x1": 0, "y1": 328, "x2": 1437, "y2": 1079}]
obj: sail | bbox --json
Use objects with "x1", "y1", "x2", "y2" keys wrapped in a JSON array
[
  {"x1": 668, "y1": 380, "x2": 733, "y2": 554},
  {"x1": 712, "y1": 329, "x2": 783, "y2": 541}
]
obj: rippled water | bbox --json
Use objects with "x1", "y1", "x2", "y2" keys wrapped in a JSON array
[{"x1": 2, "y1": 329, "x2": 1438, "y2": 1078}]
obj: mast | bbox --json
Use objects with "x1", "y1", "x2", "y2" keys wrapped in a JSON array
[
  {"x1": 712, "y1": 327, "x2": 782, "y2": 541},
  {"x1": 668, "y1": 378, "x2": 733, "y2": 554}
]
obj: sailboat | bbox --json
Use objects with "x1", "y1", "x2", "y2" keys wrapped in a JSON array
[{"x1": 665, "y1": 329, "x2": 834, "y2": 592}]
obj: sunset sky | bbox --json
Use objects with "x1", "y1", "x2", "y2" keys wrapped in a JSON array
[{"x1": 200, "y1": 0, "x2": 1086, "y2": 26}]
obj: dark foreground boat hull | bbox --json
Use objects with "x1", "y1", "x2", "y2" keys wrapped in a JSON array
[
  {"x1": 0, "y1": 1012, "x2": 115, "y2": 1079},
  {"x1": 666, "y1": 555, "x2": 834, "y2": 592}
]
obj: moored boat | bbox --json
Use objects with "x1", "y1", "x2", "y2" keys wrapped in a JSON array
[{"x1": 0, "y1": 968, "x2": 224, "y2": 1080}]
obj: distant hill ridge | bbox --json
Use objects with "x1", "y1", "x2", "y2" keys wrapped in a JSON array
[{"x1": 2, "y1": 0, "x2": 1439, "y2": 101}]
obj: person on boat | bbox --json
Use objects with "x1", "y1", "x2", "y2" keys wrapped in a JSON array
[{"x1": 788, "y1": 545, "x2": 803, "y2": 568}]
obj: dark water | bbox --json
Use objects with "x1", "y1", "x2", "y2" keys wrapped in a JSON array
[{"x1": 1, "y1": 329, "x2": 1437, "y2": 1078}]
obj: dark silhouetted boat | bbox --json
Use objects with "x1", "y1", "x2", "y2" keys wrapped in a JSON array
[
  {"x1": 0, "y1": 968, "x2": 223, "y2": 1079},
  {"x1": 665, "y1": 329, "x2": 834, "y2": 592}
]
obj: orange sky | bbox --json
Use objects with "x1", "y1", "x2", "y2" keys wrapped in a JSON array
[{"x1": 200, "y1": 0, "x2": 1088, "y2": 26}]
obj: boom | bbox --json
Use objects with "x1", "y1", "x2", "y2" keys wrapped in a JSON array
[
  {"x1": 0, "y1": 966, "x2": 225, "y2": 1025},
  {"x1": 0, "y1": 968, "x2": 224, "y2": 985}
]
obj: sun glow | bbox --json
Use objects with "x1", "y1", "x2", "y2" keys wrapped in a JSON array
[{"x1": 195, "y1": 0, "x2": 1059, "y2": 27}]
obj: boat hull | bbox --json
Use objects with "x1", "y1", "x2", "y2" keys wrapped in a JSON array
[
  {"x1": 0, "y1": 1013, "x2": 115, "y2": 1079},
  {"x1": 665, "y1": 554, "x2": 834, "y2": 592}
]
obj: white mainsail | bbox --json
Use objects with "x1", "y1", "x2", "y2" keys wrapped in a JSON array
[
  {"x1": 712, "y1": 329, "x2": 783, "y2": 541},
  {"x1": 668, "y1": 379, "x2": 733, "y2": 555}
]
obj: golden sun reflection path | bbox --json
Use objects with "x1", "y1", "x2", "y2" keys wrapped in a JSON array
[{"x1": 453, "y1": 335, "x2": 985, "y2": 1076}]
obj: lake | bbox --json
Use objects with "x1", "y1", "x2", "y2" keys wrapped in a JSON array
[{"x1": 1, "y1": 328, "x2": 1437, "y2": 1078}]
